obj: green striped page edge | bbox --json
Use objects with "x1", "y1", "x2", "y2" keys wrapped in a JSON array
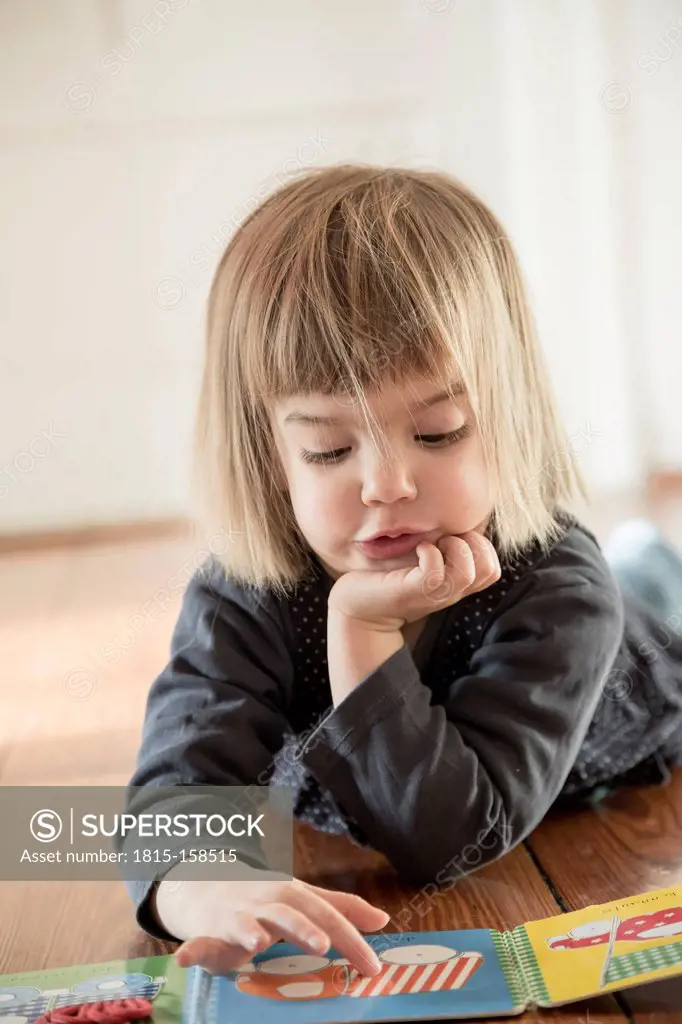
[
  {"x1": 508, "y1": 924, "x2": 552, "y2": 1007},
  {"x1": 491, "y1": 930, "x2": 529, "y2": 1010}
]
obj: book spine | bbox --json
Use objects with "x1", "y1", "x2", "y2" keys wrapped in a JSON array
[
  {"x1": 491, "y1": 930, "x2": 528, "y2": 1009},
  {"x1": 509, "y1": 925, "x2": 552, "y2": 1007},
  {"x1": 184, "y1": 966, "x2": 214, "y2": 1024}
]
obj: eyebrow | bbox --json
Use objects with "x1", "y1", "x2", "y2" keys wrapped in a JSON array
[{"x1": 283, "y1": 381, "x2": 466, "y2": 427}]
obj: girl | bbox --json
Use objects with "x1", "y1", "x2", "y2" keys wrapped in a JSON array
[{"x1": 127, "y1": 164, "x2": 682, "y2": 979}]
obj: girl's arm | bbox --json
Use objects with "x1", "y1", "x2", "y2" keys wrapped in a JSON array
[
  {"x1": 122, "y1": 558, "x2": 295, "y2": 939},
  {"x1": 299, "y1": 532, "x2": 625, "y2": 886}
]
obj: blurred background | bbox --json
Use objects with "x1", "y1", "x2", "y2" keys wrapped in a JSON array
[{"x1": 1, "y1": 0, "x2": 681, "y2": 782}]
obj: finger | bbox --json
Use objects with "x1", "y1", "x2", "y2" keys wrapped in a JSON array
[
  {"x1": 301, "y1": 884, "x2": 391, "y2": 930},
  {"x1": 457, "y1": 532, "x2": 501, "y2": 592},
  {"x1": 175, "y1": 909, "x2": 272, "y2": 970},
  {"x1": 175, "y1": 935, "x2": 264, "y2": 974},
  {"x1": 478, "y1": 556, "x2": 502, "y2": 589},
  {"x1": 250, "y1": 902, "x2": 331, "y2": 955},
  {"x1": 406, "y1": 541, "x2": 445, "y2": 599},
  {"x1": 408, "y1": 542, "x2": 444, "y2": 601},
  {"x1": 436, "y1": 536, "x2": 477, "y2": 591},
  {"x1": 283, "y1": 888, "x2": 383, "y2": 976}
]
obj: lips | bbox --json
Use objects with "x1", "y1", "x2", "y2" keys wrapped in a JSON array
[
  {"x1": 360, "y1": 528, "x2": 427, "y2": 542},
  {"x1": 357, "y1": 532, "x2": 429, "y2": 559}
]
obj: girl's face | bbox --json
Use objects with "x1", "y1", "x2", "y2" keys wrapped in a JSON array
[{"x1": 268, "y1": 372, "x2": 494, "y2": 581}]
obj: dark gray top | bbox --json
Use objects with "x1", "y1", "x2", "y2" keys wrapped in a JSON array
[{"x1": 127, "y1": 512, "x2": 682, "y2": 940}]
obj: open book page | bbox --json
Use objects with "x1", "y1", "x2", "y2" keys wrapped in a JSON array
[
  {"x1": 512, "y1": 885, "x2": 682, "y2": 1006},
  {"x1": 190, "y1": 929, "x2": 527, "y2": 1022},
  {"x1": 0, "y1": 955, "x2": 183, "y2": 1022}
]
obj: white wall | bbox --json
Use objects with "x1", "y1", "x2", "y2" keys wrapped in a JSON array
[
  {"x1": 620, "y1": 0, "x2": 682, "y2": 471},
  {"x1": 420, "y1": 0, "x2": 682, "y2": 490},
  {"x1": 1, "y1": 0, "x2": 680, "y2": 533}
]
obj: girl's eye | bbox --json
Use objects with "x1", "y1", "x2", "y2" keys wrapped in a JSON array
[
  {"x1": 299, "y1": 425, "x2": 470, "y2": 465},
  {"x1": 417, "y1": 425, "x2": 471, "y2": 448},
  {"x1": 299, "y1": 446, "x2": 351, "y2": 465}
]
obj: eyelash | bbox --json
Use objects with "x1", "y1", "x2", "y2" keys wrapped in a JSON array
[{"x1": 299, "y1": 425, "x2": 471, "y2": 465}]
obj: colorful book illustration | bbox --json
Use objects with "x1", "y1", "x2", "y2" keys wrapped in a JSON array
[{"x1": 1, "y1": 885, "x2": 681, "y2": 1021}]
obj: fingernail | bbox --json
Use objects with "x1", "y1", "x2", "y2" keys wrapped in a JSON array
[
  {"x1": 310, "y1": 935, "x2": 329, "y2": 954},
  {"x1": 371, "y1": 914, "x2": 391, "y2": 930},
  {"x1": 245, "y1": 933, "x2": 261, "y2": 950}
]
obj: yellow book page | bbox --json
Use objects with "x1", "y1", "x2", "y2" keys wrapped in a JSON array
[{"x1": 520, "y1": 885, "x2": 682, "y2": 1005}]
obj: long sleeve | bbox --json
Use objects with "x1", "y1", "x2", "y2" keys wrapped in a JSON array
[
  {"x1": 123, "y1": 559, "x2": 294, "y2": 939},
  {"x1": 299, "y1": 531, "x2": 624, "y2": 885}
]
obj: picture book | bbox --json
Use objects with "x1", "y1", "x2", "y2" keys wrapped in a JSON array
[{"x1": 1, "y1": 884, "x2": 680, "y2": 1022}]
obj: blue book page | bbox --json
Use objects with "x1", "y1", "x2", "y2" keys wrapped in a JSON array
[{"x1": 184, "y1": 929, "x2": 520, "y2": 1022}]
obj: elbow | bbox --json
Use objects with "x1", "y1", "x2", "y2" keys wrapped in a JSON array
[
  {"x1": 384, "y1": 813, "x2": 521, "y2": 934},
  {"x1": 393, "y1": 809, "x2": 523, "y2": 889}
]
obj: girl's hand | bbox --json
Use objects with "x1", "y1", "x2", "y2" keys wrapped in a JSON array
[
  {"x1": 328, "y1": 530, "x2": 501, "y2": 631},
  {"x1": 154, "y1": 866, "x2": 390, "y2": 977}
]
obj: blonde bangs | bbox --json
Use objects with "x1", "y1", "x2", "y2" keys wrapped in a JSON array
[{"x1": 192, "y1": 164, "x2": 587, "y2": 592}]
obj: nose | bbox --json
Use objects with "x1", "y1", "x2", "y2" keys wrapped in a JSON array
[{"x1": 360, "y1": 446, "x2": 417, "y2": 505}]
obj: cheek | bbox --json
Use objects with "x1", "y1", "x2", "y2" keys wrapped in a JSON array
[
  {"x1": 439, "y1": 446, "x2": 493, "y2": 518},
  {"x1": 289, "y1": 470, "x2": 348, "y2": 526}
]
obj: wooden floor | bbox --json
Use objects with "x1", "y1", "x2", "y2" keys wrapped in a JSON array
[{"x1": 1, "y1": 491, "x2": 681, "y2": 1021}]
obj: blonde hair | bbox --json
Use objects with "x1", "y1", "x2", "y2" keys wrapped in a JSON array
[{"x1": 192, "y1": 163, "x2": 587, "y2": 595}]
